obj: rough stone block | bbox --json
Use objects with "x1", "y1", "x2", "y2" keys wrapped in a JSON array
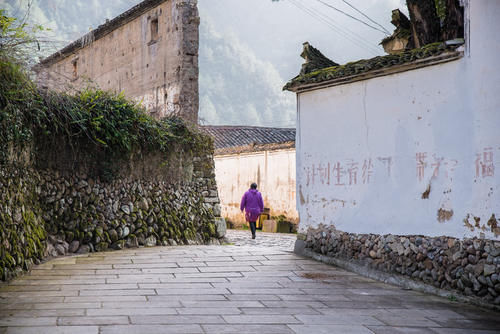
[
  {"x1": 263, "y1": 220, "x2": 277, "y2": 233},
  {"x1": 277, "y1": 221, "x2": 292, "y2": 233},
  {"x1": 215, "y1": 218, "x2": 226, "y2": 238}
]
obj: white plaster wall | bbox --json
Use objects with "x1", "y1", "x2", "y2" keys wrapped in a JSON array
[
  {"x1": 296, "y1": 0, "x2": 500, "y2": 240},
  {"x1": 215, "y1": 149, "x2": 297, "y2": 225}
]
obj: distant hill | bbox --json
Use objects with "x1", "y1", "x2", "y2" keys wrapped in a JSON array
[{"x1": 199, "y1": 19, "x2": 295, "y2": 127}]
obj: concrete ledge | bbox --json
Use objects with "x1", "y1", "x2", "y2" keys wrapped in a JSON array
[{"x1": 296, "y1": 240, "x2": 500, "y2": 312}]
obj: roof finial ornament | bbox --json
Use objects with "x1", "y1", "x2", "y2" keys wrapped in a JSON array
[
  {"x1": 300, "y1": 42, "x2": 338, "y2": 75},
  {"x1": 380, "y1": 9, "x2": 412, "y2": 54}
]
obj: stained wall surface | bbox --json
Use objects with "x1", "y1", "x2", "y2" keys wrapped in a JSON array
[
  {"x1": 215, "y1": 149, "x2": 298, "y2": 226},
  {"x1": 35, "y1": 0, "x2": 199, "y2": 122},
  {"x1": 296, "y1": 1, "x2": 500, "y2": 240}
]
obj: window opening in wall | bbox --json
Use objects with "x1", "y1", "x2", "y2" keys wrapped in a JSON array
[
  {"x1": 150, "y1": 18, "x2": 159, "y2": 42},
  {"x1": 71, "y1": 58, "x2": 78, "y2": 80}
]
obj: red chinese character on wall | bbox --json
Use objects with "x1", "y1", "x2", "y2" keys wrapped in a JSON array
[
  {"x1": 311, "y1": 164, "x2": 318, "y2": 185},
  {"x1": 476, "y1": 148, "x2": 495, "y2": 178},
  {"x1": 431, "y1": 155, "x2": 444, "y2": 177},
  {"x1": 416, "y1": 152, "x2": 427, "y2": 182},
  {"x1": 347, "y1": 162, "x2": 358, "y2": 185},
  {"x1": 332, "y1": 162, "x2": 345, "y2": 186},
  {"x1": 362, "y1": 159, "x2": 373, "y2": 184},
  {"x1": 317, "y1": 163, "x2": 330, "y2": 185}
]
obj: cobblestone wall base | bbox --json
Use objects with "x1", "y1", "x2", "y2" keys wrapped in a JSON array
[{"x1": 295, "y1": 225, "x2": 500, "y2": 310}]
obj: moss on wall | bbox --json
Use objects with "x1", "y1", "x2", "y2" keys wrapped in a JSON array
[{"x1": 0, "y1": 165, "x2": 46, "y2": 281}]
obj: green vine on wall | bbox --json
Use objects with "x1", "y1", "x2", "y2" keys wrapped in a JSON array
[{"x1": 0, "y1": 58, "x2": 213, "y2": 170}]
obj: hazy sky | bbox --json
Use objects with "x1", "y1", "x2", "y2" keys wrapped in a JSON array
[
  {"x1": 4, "y1": 0, "x2": 407, "y2": 127},
  {"x1": 199, "y1": 0, "x2": 405, "y2": 79}
]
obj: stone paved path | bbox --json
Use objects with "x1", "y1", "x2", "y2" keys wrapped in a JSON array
[
  {"x1": 0, "y1": 230, "x2": 499, "y2": 334},
  {"x1": 225, "y1": 229, "x2": 297, "y2": 250}
]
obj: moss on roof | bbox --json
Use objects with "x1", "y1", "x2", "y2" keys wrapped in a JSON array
[{"x1": 283, "y1": 42, "x2": 462, "y2": 92}]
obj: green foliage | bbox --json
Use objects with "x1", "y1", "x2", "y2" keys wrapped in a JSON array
[
  {"x1": 0, "y1": 56, "x2": 213, "y2": 168},
  {"x1": 36, "y1": 88, "x2": 210, "y2": 155},
  {"x1": 0, "y1": 60, "x2": 37, "y2": 157},
  {"x1": 0, "y1": 8, "x2": 47, "y2": 65},
  {"x1": 272, "y1": 214, "x2": 288, "y2": 224}
]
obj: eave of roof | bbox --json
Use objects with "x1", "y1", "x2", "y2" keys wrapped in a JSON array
[
  {"x1": 283, "y1": 42, "x2": 463, "y2": 93},
  {"x1": 35, "y1": 0, "x2": 168, "y2": 69},
  {"x1": 201, "y1": 125, "x2": 296, "y2": 150},
  {"x1": 214, "y1": 141, "x2": 295, "y2": 156}
]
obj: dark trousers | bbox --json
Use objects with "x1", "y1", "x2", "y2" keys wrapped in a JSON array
[{"x1": 249, "y1": 221, "x2": 256, "y2": 237}]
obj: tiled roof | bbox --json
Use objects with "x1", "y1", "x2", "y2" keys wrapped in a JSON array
[
  {"x1": 201, "y1": 125, "x2": 296, "y2": 155},
  {"x1": 284, "y1": 42, "x2": 463, "y2": 92},
  {"x1": 36, "y1": 0, "x2": 168, "y2": 68}
]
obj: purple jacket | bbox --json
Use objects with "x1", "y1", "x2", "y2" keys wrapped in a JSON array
[{"x1": 240, "y1": 189, "x2": 264, "y2": 222}]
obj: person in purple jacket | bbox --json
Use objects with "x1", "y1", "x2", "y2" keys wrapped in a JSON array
[{"x1": 240, "y1": 183, "x2": 264, "y2": 239}]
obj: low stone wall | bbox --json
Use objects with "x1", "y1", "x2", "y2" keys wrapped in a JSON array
[
  {"x1": 299, "y1": 225, "x2": 500, "y2": 307},
  {"x1": 0, "y1": 149, "x2": 222, "y2": 281}
]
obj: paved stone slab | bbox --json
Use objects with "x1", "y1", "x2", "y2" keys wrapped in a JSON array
[
  {"x1": 371, "y1": 315, "x2": 441, "y2": 327},
  {"x1": 0, "y1": 317, "x2": 56, "y2": 326},
  {"x1": 130, "y1": 315, "x2": 224, "y2": 324},
  {"x1": 295, "y1": 314, "x2": 384, "y2": 326},
  {"x1": 147, "y1": 294, "x2": 227, "y2": 302},
  {"x1": 366, "y1": 326, "x2": 438, "y2": 334},
  {"x1": 223, "y1": 315, "x2": 301, "y2": 324},
  {"x1": 102, "y1": 301, "x2": 181, "y2": 308},
  {"x1": 87, "y1": 307, "x2": 177, "y2": 316},
  {"x1": 203, "y1": 324, "x2": 294, "y2": 333},
  {"x1": 0, "y1": 309, "x2": 85, "y2": 317},
  {"x1": 289, "y1": 324, "x2": 374, "y2": 334},
  {"x1": 180, "y1": 301, "x2": 264, "y2": 308},
  {"x1": 57, "y1": 316, "x2": 129, "y2": 325},
  {"x1": 4, "y1": 326, "x2": 99, "y2": 334},
  {"x1": 0, "y1": 230, "x2": 498, "y2": 334},
  {"x1": 100, "y1": 325, "x2": 204, "y2": 334},
  {"x1": 240, "y1": 307, "x2": 321, "y2": 315},
  {"x1": 431, "y1": 329, "x2": 500, "y2": 334}
]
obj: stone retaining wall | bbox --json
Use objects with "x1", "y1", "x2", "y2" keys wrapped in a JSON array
[
  {"x1": 0, "y1": 148, "x2": 222, "y2": 281},
  {"x1": 300, "y1": 225, "x2": 500, "y2": 306}
]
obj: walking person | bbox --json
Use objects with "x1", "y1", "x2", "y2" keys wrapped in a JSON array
[{"x1": 240, "y1": 183, "x2": 264, "y2": 239}]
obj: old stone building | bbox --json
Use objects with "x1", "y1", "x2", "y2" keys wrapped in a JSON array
[{"x1": 34, "y1": 0, "x2": 199, "y2": 122}]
